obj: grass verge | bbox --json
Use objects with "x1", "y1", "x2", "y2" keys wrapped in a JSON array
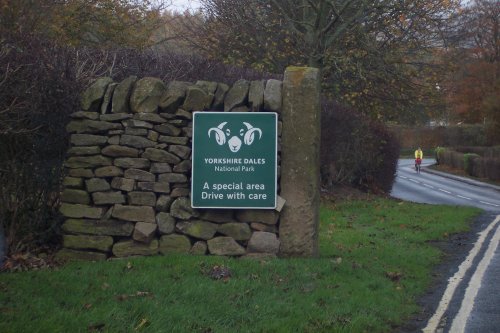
[{"x1": 0, "y1": 198, "x2": 480, "y2": 332}]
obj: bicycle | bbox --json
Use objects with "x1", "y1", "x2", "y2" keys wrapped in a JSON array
[{"x1": 415, "y1": 158, "x2": 422, "y2": 173}]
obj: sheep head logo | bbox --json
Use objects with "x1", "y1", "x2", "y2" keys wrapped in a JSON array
[{"x1": 208, "y1": 122, "x2": 262, "y2": 153}]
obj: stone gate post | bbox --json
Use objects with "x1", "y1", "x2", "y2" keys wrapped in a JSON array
[{"x1": 279, "y1": 67, "x2": 321, "y2": 257}]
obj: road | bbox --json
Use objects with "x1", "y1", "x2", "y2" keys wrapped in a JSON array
[
  {"x1": 392, "y1": 159, "x2": 500, "y2": 333},
  {"x1": 391, "y1": 159, "x2": 500, "y2": 211}
]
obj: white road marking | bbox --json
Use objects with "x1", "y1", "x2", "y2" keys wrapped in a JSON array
[
  {"x1": 479, "y1": 201, "x2": 500, "y2": 207},
  {"x1": 438, "y1": 188, "x2": 452, "y2": 194},
  {"x1": 400, "y1": 176, "x2": 408, "y2": 179},
  {"x1": 409, "y1": 179, "x2": 420, "y2": 184},
  {"x1": 457, "y1": 195, "x2": 472, "y2": 200},
  {"x1": 423, "y1": 184, "x2": 435, "y2": 189},
  {"x1": 423, "y1": 215, "x2": 500, "y2": 333},
  {"x1": 449, "y1": 215, "x2": 500, "y2": 333}
]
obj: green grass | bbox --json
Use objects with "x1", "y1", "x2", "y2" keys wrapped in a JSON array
[{"x1": 0, "y1": 198, "x2": 480, "y2": 332}]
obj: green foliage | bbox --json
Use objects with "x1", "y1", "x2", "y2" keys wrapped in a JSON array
[
  {"x1": 435, "y1": 147, "x2": 446, "y2": 164},
  {"x1": 463, "y1": 153, "x2": 481, "y2": 176},
  {"x1": 0, "y1": 199, "x2": 480, "y2": 332}
]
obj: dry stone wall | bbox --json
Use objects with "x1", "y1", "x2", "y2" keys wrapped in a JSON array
[{"x1": 58, "y1": 76, "x2": 283, "y2": 260}]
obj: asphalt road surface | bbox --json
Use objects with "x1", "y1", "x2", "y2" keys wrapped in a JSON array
[
  {"x1": 392, "y1": 159, "x2": 500, "y2": 333},
  {"x1": 391, "y1": 159, "x2": 500, "y2": 211}
]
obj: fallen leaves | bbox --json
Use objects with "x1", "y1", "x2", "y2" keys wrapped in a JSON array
[{"x1": 1, "y1": 251, "x2": 60, "y2": 272}]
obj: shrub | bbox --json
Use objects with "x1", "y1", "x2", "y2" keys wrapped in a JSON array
[
  {"x1": 320, "y1": 100, "x2": 399, "y2": 193},
  {"x1": 435, "y1": 147, "x2": 446, "y2": 164},
  {"x1": 463, "y1": 153, "x2": 480, "y2": 176}
]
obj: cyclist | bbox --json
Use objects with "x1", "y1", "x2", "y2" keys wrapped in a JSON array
[{"x1": 414, "y1": 147, "x2": 423, "y2": 173}]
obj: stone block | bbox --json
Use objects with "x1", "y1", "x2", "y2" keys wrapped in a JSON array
[
  {"x1": 200, "y1": 210, "x2": 235, "y2": 223},
  {"x1": 150, "y1": 163, "x2": 172, "y2": 174},
  {"x1": 224, "y1": 79, "x2": 249, "y2": 111},
  {"x1": 158, "y1": 173, "x2": 187, "y2": 183},
  {"x1": 250, "y1": 223, "x2": 277, "y2": 233},
  {"x1": 70, "y1": 134, "x2": 108, "y2": 146},
  {"x1": 156, "y1": 212, "x2": 175, "y2": 234},
  {"x1": 170, "y1": 188, "x2": 190, "y2": 197},
  {"x1": 158, "y1": 135, "x2": 189, "y2": 145},
  {"x1": 66, "y1": 120, "x2": 121, "y2": 134},
  {"x1": 147, "y1": 130, "x2": 159, "y2": 142},
  {"x1": 70, "y1": 111, "x2": 99, "y2": 120},
  {"x1": 170, "y1": 197, "x2": 200, "y2": 219},
  {"x1": 159, "y1": 81, "x2": 189, "y2": 113},
  {"x1": 213, "y1": 83, "x2": 229, "y2": 110},
  {"x1": 61, "y1": 189, "x2": 90, "y2": 204},
  {"x1": 63, "y1": 177, "x2": 84, "y2": 188},
  {"x1": 173, "y1": 160, "x2": 192, "y2": 173},
  {"x1": 207, "y1": 237, "x2": 245, "y2": 256},
  {"x1": 111, "y1": 177, "x2": 135, "y2": 192},
  {"x1": 175, "y1": 109, "x2": 192, "y2": 120},
  {"x1": 63, "y1": 234, "x2": 113, "y2": 252},
  {"x1": 108, "y1": 136, "x2": 121, "y2": 145},
  {"x1": 264, "y1": 79, "x2": 282, "y2": 112},
  {"x1": 133, "y1": 222, "x2": 157, "y2": 243},
  {"x1": 60, "y1": 203, "x2": 103, "y2": 219},
  {"x1": 111, "y1": 76, "x2": 137, "y2": 114},
  {"x1": 130, "y1": 77, "x2": 166, "y2": 113},
  {"x1": 94, "y1": 166, "x2": 123, "y2": 178},
  {"x1": 120, "y1": 134, "x2": 156, "y2": 149},
  {"x1": 217, "y1": 223, "x2": 252, "y2": 241},
  {"x1": 154, "y1": 123, "x2": 182, "y2": 136},
  {"x1": 68, "y1": 169, "x2": 94, "y2": 178},
  {"x1": 235, "y1": 210, "x2": 279, "y2": 225},
  {"x1": 101, "y1": 113, "x2": 132, "y2": 122},
  {"x1": 92, "y1": 191, "x2": 126, "y2": 205},
  {"x1": 112, "y1": 239, "x2": 159, "y2": 257},
  {"x1": 182, "y1": 86, "x2": 212, "y2": 111},
  {"x1": 247, "y1": 232, "x2": 280, "y2": 254},
  {"x1": 86, "y1": 178, "x2": 111, "y2": 193},
  {"x1": 66, "y1": 155, "x2": 112, "y2": 169},
  {"x1": 142, "y1": 148, "x2": 181, "y2": 164},
  {"x1": 124, "y1": 119, "x2": 154, "y2": 129},
  {"x1": 168, "y1": 145, "x2": 191, "y2": 159},
  {"x1": 134, "y1": 113, "x2": 166, "y2": 124},
  {"x1": 176, "y1": 220, "x2": 217, "y2": 240},
  {"x1": 67, "y1": 146, "x2": 101, "y2": 156},
  {"x1": 100, "y1": 82, "x2": 117, "y2": 114},
  {"x1": 159, "y1": 234, "x2": 191, "y2": 254},
  {"x1": 249, "y1": 80, "x2": 265, "y2": 112},
  {"x1": 124, "y1": 168, "x2": 155, "y2": 182},
  {"x1": 128, "y1": 191, "x2": 156, "y2": 206},
  {"x1": 62, "y1": 219, "x2": 134, "y2": 236},
  {"x1": 112, "y1": 204, "x2": 155, "y2": 223},
  {"x1": 102, "y1": 145, "x2": 139, "y2": 157},
  {"x1": 156, "y1": 195, "x2": 173, "y2": 211},
  {"x1": 190, "y1": 241, "x2": 208, "y2": 255},
  {"x1": 114, "y1": 157, "x2": 150, "y2": 169},
  {"x1": 81, "y1": 77, "x2": 113, "y2": 112}
]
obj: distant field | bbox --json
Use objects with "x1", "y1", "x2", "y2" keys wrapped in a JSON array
[{"x1": 0, "y1": 198, "x2": 480, "y2": 332}]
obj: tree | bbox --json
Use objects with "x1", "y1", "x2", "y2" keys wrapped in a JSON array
[
  {"x1": 178, "y1": 0, "x2": 460, "y2": 123},
  {"x1": 444, "y1": 0, "x2": 499, "y2": 136},
  {"x1": 0, "y1": 0, "x2": 166, "y2": 48}
]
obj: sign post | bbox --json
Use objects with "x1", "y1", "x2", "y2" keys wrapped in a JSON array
[{"x1": 191, "y1": 112, "x2": 277, "y2": 209}]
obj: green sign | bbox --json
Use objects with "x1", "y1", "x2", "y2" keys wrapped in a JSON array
[{"x1": 191, "y1": 112, "x2": 277, "y2": 209}]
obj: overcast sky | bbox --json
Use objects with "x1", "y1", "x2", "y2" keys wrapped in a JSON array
[{"x1": 170, "y1": 0, "x2": 202, "y2": 12}]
